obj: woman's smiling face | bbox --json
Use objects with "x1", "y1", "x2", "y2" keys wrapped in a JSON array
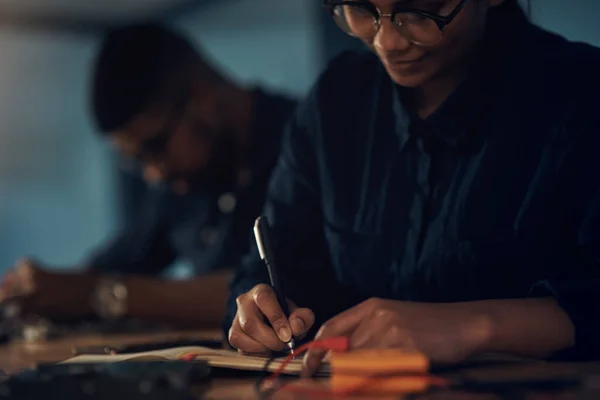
[{"x1": 352, "y1": 0, "x2": 507, "y2": 87}]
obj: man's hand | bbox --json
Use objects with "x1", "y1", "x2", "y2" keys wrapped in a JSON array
[
  {"x1": 0, "y1": 258, "x2": 97, "y2": 319},
  {"x1": 228, "y1": 284, "x2": 315, "y2": 355},
  {"x1": 302, "y1": 298, "x2": 493, "y2": 377}
]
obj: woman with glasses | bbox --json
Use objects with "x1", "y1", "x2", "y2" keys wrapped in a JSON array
[{"x1": 227, "y1": 0, "x2": 600, "y2": 371}]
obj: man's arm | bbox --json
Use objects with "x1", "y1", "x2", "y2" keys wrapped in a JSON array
[
  {"x1": 86, "y1": 190, "x2": 176, "y2": 276},
  {"x1": 0, "y1": 262, "x2": 230, "y2": 328},
  {"x1": 0, "y1": 184, "x2": 181, "y2": 320},
  {"x1": 123, "y1": 269, "x2": 232, "y2": 328}
]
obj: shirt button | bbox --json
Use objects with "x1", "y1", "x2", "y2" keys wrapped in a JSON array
[
  {"x1": 201, "y1": 228, "x2": 219, "y2": 246},
  {"x1": 218, "y1": 192, "x2": 237, "y2": 214}
]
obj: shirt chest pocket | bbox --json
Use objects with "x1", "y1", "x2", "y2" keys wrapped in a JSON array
[
  {"x1": 323, "y1": 219, "x2": 397, "y2": 296},
  {"x1": 321, "y1": 169, "x2": 402, "y2": 296}
]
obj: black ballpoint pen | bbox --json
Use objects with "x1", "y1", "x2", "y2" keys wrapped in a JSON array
[{"x1": 253, "y1": 216, "x2": 296, "y2": 355}]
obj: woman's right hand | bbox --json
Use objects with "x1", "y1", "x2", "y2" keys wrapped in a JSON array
[{"x1": 228, "y1": 284, "x2": 315, "y2": 355}]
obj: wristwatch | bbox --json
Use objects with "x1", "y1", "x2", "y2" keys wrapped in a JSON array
[{"x1": 91, "y1": 277, "x2": 129, "y2": 319}]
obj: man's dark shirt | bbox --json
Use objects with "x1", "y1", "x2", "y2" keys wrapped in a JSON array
[
  {"x1": 227, "y1": 9, "x2": 600, "y2": 360},
  {"x1": 88, "y1": 89, "x2": 297, "y2": 276}
]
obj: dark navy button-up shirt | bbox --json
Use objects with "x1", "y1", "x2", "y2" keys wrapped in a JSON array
[
  {"x1": 227, "y1": 10, "x2": 600, "y2": 359},
  {"x1": 87, "y1": 89, "x2": 297, "y2": 276}
]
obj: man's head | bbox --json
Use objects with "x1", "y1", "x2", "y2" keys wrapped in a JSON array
[
  {"x1": 91, "y1": 23, "x2": 241, "y2": 193},
  {"x1": 325, "y1": 0, "x2": 516, "y2": 88}
]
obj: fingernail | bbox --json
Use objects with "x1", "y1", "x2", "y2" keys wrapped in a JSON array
[
  {"x1": 278, "y1": 327, "x2": 292, "y2": 342},
  {"x1": 290, "y1": 317, "x2": 304, "y2": 334}
]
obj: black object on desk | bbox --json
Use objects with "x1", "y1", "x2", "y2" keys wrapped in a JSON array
[
  {"x1": 5, "y1": 361, "x2": 210, "y2": 400},
  {"x1": 253, "y1": 216, "x2": 295, "y2": 354}
]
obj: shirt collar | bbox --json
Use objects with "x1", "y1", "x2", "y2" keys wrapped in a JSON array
[{"x1": 423, "y1": 64, "x2": 489, "y2": 148}]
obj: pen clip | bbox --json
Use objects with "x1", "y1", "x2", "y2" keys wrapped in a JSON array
[
  {"x1": 254, "y1": 226, "x2": 266, "y2": 261},
  {"x1": 254, "y1": 216, "x2": 275, "y2": 263},
  {"x1": 254, "y1": 216, "x2": 291, "y2": 321}
]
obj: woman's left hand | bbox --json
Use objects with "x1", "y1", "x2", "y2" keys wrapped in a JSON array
[{"x1": 302, "y1": 298, "x2": 493, "y2": 377}]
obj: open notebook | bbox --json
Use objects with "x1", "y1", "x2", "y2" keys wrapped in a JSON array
[{"x1": 62, "y1": 346, "x2": 330, "y2": 376}]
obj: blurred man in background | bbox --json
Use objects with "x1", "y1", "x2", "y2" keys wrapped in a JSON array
[{"x1": 0, "y1": 23, "x2": 296, "y2": 328}]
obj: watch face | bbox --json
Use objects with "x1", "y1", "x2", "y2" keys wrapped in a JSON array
[{"x1": 93, "y1": 279, "x2": 128, "y2": 319}]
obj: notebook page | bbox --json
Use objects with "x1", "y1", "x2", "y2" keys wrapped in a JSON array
[{"x1": 61, "y1": 346, "x2": 330, "y2": 375}]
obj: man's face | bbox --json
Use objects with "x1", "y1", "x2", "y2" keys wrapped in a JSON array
[
  {"x1": 110, "y1": 86, "x2": 235, "y2": 194},
  {"x1": 360, "y1": 0, "x2": 505, "y2": 87}
]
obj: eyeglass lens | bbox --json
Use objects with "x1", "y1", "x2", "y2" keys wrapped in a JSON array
[{"x1": 331, "y1": 0, "x2": 462, "y2": 45}]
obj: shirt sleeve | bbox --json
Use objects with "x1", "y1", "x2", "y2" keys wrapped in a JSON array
[
  {"x1": 529, "y1": 108, "x2": 600, "y2": 361},
  {"x1": 529, "y1": 191, "x2": 600, "y2": 361},
  {"x1": 85, "y1": 186, "x2": 176, "y2": 276},
  {"x1": 224, "y1": 79, "x2": 363, "y2": 338}
]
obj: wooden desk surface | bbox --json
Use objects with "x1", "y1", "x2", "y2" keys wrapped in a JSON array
[
  {"x1": 0, "y1": 329, "x2": 274, "y2": 399},
  {"x1": 0, "y1": 330, "x2": 221, "y2": 375},
  {"x1": 1, "y1": 331, "x2": 599, "y2": 400}
]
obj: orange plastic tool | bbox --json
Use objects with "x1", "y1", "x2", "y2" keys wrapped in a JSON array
[{"x1": 329, "y1": 348, "x2": 429, "y2": 375}]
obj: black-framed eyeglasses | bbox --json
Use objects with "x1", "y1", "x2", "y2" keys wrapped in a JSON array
[{"x1": 323, "y1": 0, "x2": 468, "y2": 46}]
